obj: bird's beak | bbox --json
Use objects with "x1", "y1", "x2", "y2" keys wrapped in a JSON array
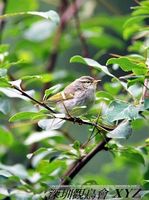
[{"x1": 93, "y1": 79, "x2": 101, "y2": 84}]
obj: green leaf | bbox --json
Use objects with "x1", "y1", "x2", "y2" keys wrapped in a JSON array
[
  {"x1": 107, "y1": 121, "x2": 132, "y2": 139},
  {"x1": 38, "y1": 118, "x2": 65, "y2": 130},
  {"x1": 127, "y1": 76, "x2": 144, "y2": 88},
  {"x1": 27, "y1": 148, "x2": 54, "y2": 167},
  {"x1": 96, "y1": 91, "x2": 114, "y2": 102},
  {"x1": 1, "y1": 59, "x2": 25, "y2": 69},
  {"x1": 28, "y1": 10, "x2": 60, "y2": 24},
  {"x1": 0, "y1": 163, "x2": 28, "y2": 179},
  {"x1": 107, "y1": 57, "x2": 147, "y2": 75},
  {"x1": 128, "y1": 41, "x2": 144, "y2": 52},
  {"x1": 124, "y1": 16, "x2": 147, "y2": 28},
  {"x1": 22, "y1": 74, "x2": 53, "y2": 83},
  {"x1": 0, "y1": 50, "x2": 8, "y2": 63},
  {"x1": 145, "y1": 138, "x2": 149, "y2": 144},
  {"x1": 0, "y1": 87, "x2": 34, "y2": 100},
  {"x1": 70, "y1": 55, "x2": 115, "y2": 77},
  {"x1": 106, "y1": 100, "x2": 142, "y2": 122},
  {"x1": 120, "y1": 147, "x2": 145, "y2": 165},
  {"x1": 0, "y1": 78, "x2": 10, "y2": 87},
  {"x1": 72, "y1": 140, "x2": 80, "y2": 150},
  {"x1": 0, "y1": 127, "x2": 13, "y2": 146},
  {"x1": 37, "y1": 160, "x2": 66, "y2": 175},
  {"x1": 24, "y1": 20, "x2": 57, "y2": 42},
  {"x1": 24, "y1": 130, "x2": 62, "y2": 145},
  {"x1": 123, "y1": 24, "x2": 141, "y2": 39},
  {"x1": 29, "y1": 147, "x2": 54, "y2": 157},
  {"x1": 103, "y1": 81, "x2": 122, "y2": 95},
  {"x1": 0, "y1": 10, "x2": 60, "y2": 24},
  {"x1": 9, "y1": 111, "x2": 41, "y2": 122},
  {"x1": 123, "y1": 13, "x2": 148, "y2": 39},
  {"x1": 44, "y1": 84, "x2": 63, "y2": 100},
  {"x1": 133, "y1": 2, "x2": 149, "y2": 15}
]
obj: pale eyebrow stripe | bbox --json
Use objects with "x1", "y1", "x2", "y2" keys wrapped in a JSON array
[
  {"x1": 80, "y1": 80, "x2": 88, "y2": 82},
  {"x1": 80, "y1": 78, "x2": 93, "y2": 82}
]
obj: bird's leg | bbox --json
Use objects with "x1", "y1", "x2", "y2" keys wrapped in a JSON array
[
  {"x1": 61, "y1": 102, "x2": 83, "y2": 124},
  {"x1": 62, "y1": 101, "x2": 72, "y2": 118}
]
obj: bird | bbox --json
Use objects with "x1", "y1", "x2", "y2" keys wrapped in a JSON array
[{"x1": 44, "y1": 76, "x2": 100, "y2": 117}]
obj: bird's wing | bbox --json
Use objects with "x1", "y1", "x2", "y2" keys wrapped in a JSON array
[
  {"x1": 45, "y1": 81, "x2": 76, "y2": 103},
  {"x1": 46, "y1": 91, "x2": 74, "y2": 103}
]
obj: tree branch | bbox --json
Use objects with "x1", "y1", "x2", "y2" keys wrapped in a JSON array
[
  {"x1": 42, "y1": 0, "x2": 84, "y2": 96},
  {"x1": 12, "y1": 85, "x2": 113, "y2": 132},
  {"x1": 12, "y1": 85, "x2": 56, "y2": 114},
  {"x1": 11, "y1": 84, "x2": 114, "y2": 196},
  {"x1": 73, "y1": 0, "x2": 89, "y2": 57},
  {"x1": 61, "y1": 137, "x2": 111, "y2": 185},
  {"x1": 46, "y1": 137, "x2": 111, "y2": 199}
]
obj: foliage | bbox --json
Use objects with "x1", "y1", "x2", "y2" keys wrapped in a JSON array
[{"x1": 0, "y1": 0, "x2": 149, "y2": 199}]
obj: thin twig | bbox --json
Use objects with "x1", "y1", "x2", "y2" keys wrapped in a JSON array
[
  {"x1": 98, "y1": 0, "x2": 122, "y2": 15},
  {"x1": 81, "y1": 113, "x2": 101, "y2": 148},
  {"x1": 88, "y1": 113, "x2": 101, "y2": 141}
]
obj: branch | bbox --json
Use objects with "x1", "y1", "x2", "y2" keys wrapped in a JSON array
[
  {"x1": 11, "y1": 84, "x2": 114, "y2": 193},
  {"x1": 73, "y1": 0, "x2": 89, "y2": 57},
  {"x1": 42, "y1": 0, "x2": 84, "y2": 95},
  {"x1": 61, "y1": 137, "x2": 111, "y2": 185},
  {"x1": 12, "y1": 85, "x2": 112, "y2": 132},
  {"x1": 46, "y1": 136, "x2": 111, "y2": 199},
  {"x1": 12, "y1": 85, "x2": 56, "y2": 114},
  {"x1": 60, "y1": 0, "x2": 84, "y2": 28}
]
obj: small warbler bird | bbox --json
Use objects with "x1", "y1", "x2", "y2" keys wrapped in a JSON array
[{"x1": 45, "y1": 76, "x2": 100, "y2": 116}]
